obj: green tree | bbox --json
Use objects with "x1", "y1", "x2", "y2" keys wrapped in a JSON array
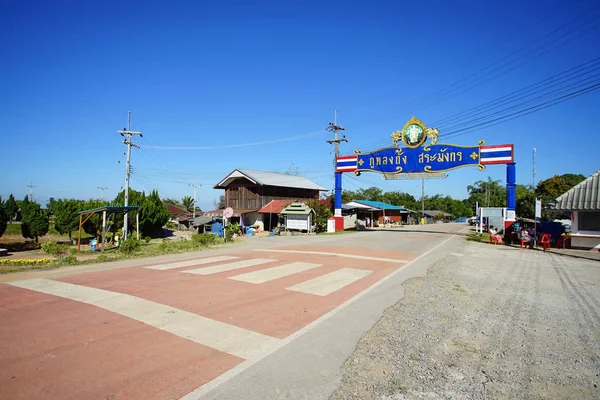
[
  {"x1": 466, "y1": 177, "x2": 506, "y2": 209},
  {"x1": 383, "y1": 191, "x2": 418, "y2": 210},
  {"x1": 515, "y1": 184, "x2": 536, "y2": 219},
  {"x1": 560, "y1": 173, "x2": 586, "y2": 188},
  {"x1": 357, "y1": 187, "x2": 384, "y2": 201},
  {"x1": 139, "y1": 190, "x2": 171, "y2": 237},
  {"x1": 213, "y1": 194, "x2": 225, "y2": 209},
  {"x1": 113, "y1": 189, "x2": 146, "y2": 236},
  {"x1": 307, "y1": 197, "x2": 333, "y2": 233},
  {"x1": 20, "y1": 197, "x2": 49, "y2": 243},
  {"x1": 341, "y1": 190, "x2": 360, "y2": 203},
  {"x1": 47, "y1": 197, "x2": 58, "y2": 214},
  {"x1": 5, "y1": 194, "x2": 17, "y2": 223},
  {"x1": 54, "y1": 199, "x2": 82, "y2": 241},
  {"x1": 181, "y1": 195, "x2": 194, "y2": 212},
  {"x1": 0, "y1": 197, "x2": 7, "y2": 238}
]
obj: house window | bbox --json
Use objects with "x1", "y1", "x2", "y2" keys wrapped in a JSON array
[{"x1": 578, "y1": 211, "x2": 600, "y2": 232}]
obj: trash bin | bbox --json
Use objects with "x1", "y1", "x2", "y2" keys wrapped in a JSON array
[{"x1": 90, "y1": 238, "x2": 97, "y2": 252}]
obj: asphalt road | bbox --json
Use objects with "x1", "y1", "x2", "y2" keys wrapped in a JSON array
[{"x1": 0, "y1": 223, "x2": 466, "y2": 400}]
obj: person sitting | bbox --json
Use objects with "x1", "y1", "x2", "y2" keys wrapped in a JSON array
[
  {"x1": 520, "y1": 227, "x2": 534, "y2": 249},
  {"x1": 488, "y1": 225, "x2": 503, "y2": 244}
]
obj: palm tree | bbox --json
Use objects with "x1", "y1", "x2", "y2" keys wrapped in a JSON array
[{"x1": 181, "y1": 195, "x2": 194, "y2": 212}]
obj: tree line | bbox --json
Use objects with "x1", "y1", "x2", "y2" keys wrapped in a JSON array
[{"x1": 0, "y1": 189, "x2": 171, "y2": 242}]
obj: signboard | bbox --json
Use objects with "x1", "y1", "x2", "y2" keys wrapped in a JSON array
[
  {"x1": 535, "y1": 199, "x2": 542, "y2": 219},
  {"x1": 335, "y1": 116, "x2": 514, "y2": 175},
  {"x1": 383, "y1": 172, "x2": 448, "y2": 180},
  {"x1": 286, "y1": 215, "x2": 309, "y2": 231}
]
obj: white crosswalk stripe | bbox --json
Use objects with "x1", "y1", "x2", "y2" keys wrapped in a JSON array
[
  {"x1": 228, "y1": 262, "x2": 322, "y2": 284},
  {"x1": 182, "y1": 259, "x2": 276, "y2": 275},
  {"x1": 145, "y1": 256, "x2": 240, "y2": 270},
  {"x1": 286, "y1": 268, "x2": 373, "y2": 296}
]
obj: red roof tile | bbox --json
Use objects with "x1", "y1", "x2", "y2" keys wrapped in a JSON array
[{"x1": 258, "y1": 200, "x2": 292, "y2": 214}]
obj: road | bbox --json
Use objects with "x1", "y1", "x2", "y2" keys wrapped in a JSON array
[{"x1": 0, "y1": 224, "x2": 465, "y2": 400}]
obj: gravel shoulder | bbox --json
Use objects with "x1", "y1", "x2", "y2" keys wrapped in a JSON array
[{"x1": 330, "y1": 241, "x2": 600, "y2": 400}]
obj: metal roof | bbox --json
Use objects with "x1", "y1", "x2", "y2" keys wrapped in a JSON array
[
  {"x1": 214, "y1": 169, "x2": 327, "y2": 191},
  {"x1": 258, "y1": 200, "x2": 291, "y2": 214},
  {"x1": 554, "y1": 170, "x2": 600, "y2": 210},
  {"x1": 350, "y1": 200, "x2": 409, "y2": 211},
  {"x1": 423, "y1": 210, "x2": 454, "y2": 217},
  {"x1": 281, "y1": 202, "x2": 314, "y2": 215},
  {"x1": 77, "y1": 206, "x2": 139, "y2": 215}
]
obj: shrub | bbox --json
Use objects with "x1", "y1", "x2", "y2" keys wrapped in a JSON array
[
  {"x1": 192, "y1": 233, "x2": 218, "y2": 246},
  {"x1": 42, "y1": 242, "x2": 68, "y2": 257},
  {"x1": 63, "y1": 255, "x2": 78, "y2": 265},
  {"x1": 68, "y1": 247, "x2": 78, "y2": 255},
  {"x1": 144, "y1": 236, "x2": 152, "y2": 243},
  {"x1": 224, "y1": 223, "x2": 241, "y2": 241},
  {"x1": 97, "y1": 254, "x2": 108, "y2": 262},
  {"x1": 165, "y1": 221, "x2": 177, "y2": 230},
  {"x1": 119, "y1": 238, "x2": 141, "y2": 254}
]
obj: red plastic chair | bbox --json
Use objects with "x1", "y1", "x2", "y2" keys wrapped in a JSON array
[
  {"x1": 540, "y1": 234, "x2": 551, "y2": 251},
  {"x1": 489, "y1": 235, "x2": 499, "y2": 245}
]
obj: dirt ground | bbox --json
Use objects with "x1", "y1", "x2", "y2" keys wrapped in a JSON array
[{"x1": 331, "y1": 241, "x2": 600, "y2": 399}]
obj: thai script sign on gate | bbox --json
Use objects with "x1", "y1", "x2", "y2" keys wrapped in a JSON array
[{"x1": 335, "y1": 116, "x2": 513, "y2": 176}]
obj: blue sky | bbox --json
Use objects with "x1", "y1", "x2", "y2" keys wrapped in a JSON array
[{"x1": 2, "y1": 0, "x2": 599, "y2": 210}]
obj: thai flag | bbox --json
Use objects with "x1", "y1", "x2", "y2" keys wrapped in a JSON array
[
  {"x1": 480, "y1": 144, "x2": 514, "y2": 165},
  {"x1": 336, "y1": 155, "x2": 358, "y2": 172}
]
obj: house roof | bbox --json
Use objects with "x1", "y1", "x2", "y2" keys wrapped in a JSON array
[
  {"x1": 77, "y1": 206, "x2": 139, "y2": 215},
  {"x1": 423, "y1": 210, "x2": 454, "y2": 217},
  {"x1": 554, "y1": 170, "x2": 600, "y2": 210},
  {"x1": 202, "y1": 208, "x2": 259, "y2": 217},
  {"x1": 258, "y1": 200, "x2": 291, "y2": 214},
  {"x1": 349, "y1": 200, "x2": 409, "y2": 211},
  {"x1": 191, "y1": 216, "x2": 214, "y2": 226},
  {"x1": 282, "y1": 202, "x2": 314, "y2": 215},
  {"x1": 165, "y1": 203, "x2": 189, "y2": 217},
  {"x1": 214, "y1": 169, "x2": 327, "y2": 191}
]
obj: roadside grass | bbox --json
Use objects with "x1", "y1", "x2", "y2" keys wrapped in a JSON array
[
  {"x1": 3, "y1": 223, "x2": 22, "y2": 236},
  {"x1": 0, "y1": 237, "x2": 240, "y2": 274},
  {"x1": 466, "y1": 231, "x2": 490, "y2": 244}
]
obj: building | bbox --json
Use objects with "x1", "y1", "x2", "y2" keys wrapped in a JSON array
[
  {"x1": 204, "y1": 169, "x2": 327, "y2": 230},
  {"x1": 553, "y1": 170, "x2": 600, "y2": 250},
  {"x1": 423, "y1": 210, "x2": 454, "y2": 224},
  {"x1": 343, "y1": 200, "x2": 414, "y2": 225},
  {"x1": 164, "y1": 203, "x2": 194, "y2": 229}
]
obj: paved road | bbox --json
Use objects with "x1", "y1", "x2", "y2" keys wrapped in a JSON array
[{"x1": 0, "y1": 224, "x2": 466, "y2": 400}]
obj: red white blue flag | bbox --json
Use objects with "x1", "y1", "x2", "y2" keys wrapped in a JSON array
[
  {"x1": 480, "y1": 144, "x2": 514, "y2": 165},
  {"x1": 336, "y1": 155, "x2": 358, "y2": 172}
]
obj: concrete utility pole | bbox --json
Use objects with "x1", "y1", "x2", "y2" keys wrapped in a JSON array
[
  {"x1": 27, "y1": 182, "x2": 36, "y2": 202},
  {"x1": 98, "y1": 186, "x2": 107, "y2": 201},
  {"x1": 326, "y1": 109, "x2": 347, "y2": 158},
  {"x1": 326, "y1": 109, "x2": 348, "y2": 229},
  {"x1": 421, "y1": 177, "x2": 425, "y2": 223},
  {"x1": 118, "y1": 111, "x2": 143, "y2": 240},
  {"x1": 189, "y1": 184, "x2": 201, "y2": 219}
]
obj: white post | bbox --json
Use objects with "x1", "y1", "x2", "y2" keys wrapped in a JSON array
[
  {"x1": 136, "y1": 212, "x2": 140, "y2": 240},
  {"x1": 101, "y1": 210, "x2": 107, "y2": 251}
]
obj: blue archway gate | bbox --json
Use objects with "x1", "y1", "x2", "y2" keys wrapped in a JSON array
[{"x1": 333, "y1": 117, "x2": 516, "y2": 233}]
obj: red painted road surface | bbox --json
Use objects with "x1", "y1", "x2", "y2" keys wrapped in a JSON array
[{"x1": 0, "y1": 245, "x2": 417, "y2": 400}]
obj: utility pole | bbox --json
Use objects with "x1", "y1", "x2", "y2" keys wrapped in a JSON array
[
  {"x1": 98, "y1": 186, "x2": 107, "y2": 202},
  {"x1": 326, "y1": 109, "x2": 348, "y2": 159},
  {"x1": 326, "y1": 110, "x2": 348, "y2": 230},
  {"x1": 118, "y1": 111, "x2": 143, "y2": 240},
  {"x1": 189, "y1": 184, "x2": 201, "y2": 219},
  {"x1": 532, "y1": 147, "x2": 537, "y2": 188},
  {"x1": 421, "y1": 177, "x2": 425, "y2": 224},
  {"x1": 27, "y1": 182, "x2": 36, "y2": 202}
]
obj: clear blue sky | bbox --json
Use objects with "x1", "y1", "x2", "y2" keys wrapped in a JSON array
[{"x1": 2, "y1": 0, "x2": 599, "y2": 210}]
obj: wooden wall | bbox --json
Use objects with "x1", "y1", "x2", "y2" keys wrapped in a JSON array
[{"x1": 224, "y1": 184, "x2": 319, "y2": 210}]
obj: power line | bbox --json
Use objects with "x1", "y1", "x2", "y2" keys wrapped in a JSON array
[{"x1": 142, "y1": 130, "x2": 326, "y2": 150}]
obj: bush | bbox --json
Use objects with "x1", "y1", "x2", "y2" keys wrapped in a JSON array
[
  {"x1": 192, "y1": 233, "x2": 218, "y2": 246},
  {"x1": 119, "y1": 238, "x2": 141, "y2": 254},
  {"x1": 63, "y1": 255, "x2": 78, "y2": 265},
  {"x1": 97, "y1": 254, "x2": 108, "y2": 262},
  {"x1": 165, "y1": 221, "x2": 177, "y2": 230},
  {"x1": 42, "y1": 242, "x2": 68, "y2": 257},
  {"x1": 144, "y1": 236, "x2": 152, "y2": 243},
  {"x1": 224, "y1": 223, "x2": 241, "y2": 241},
  {"x1": 68, "y1": 247, "x2": 78, "y2": 255}
]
